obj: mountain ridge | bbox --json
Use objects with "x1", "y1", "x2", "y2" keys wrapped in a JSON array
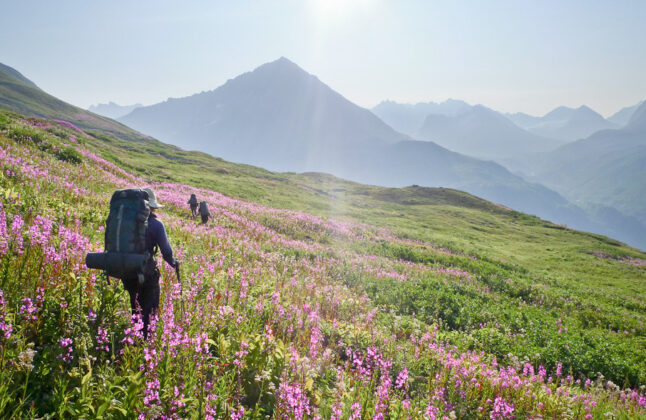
[
  {"x1": 509, "y1": 104, "x2": 616, "y2": 142},
  {"x1": 89, "y1": 101, "x2": 143, "y2": 119},
  {"x1": 2, "y1": 59, "x2": 646, "y2": 249},
  {"x1": 525, "y1": 101, "x2": 646, "y2": 226},
  {"x1": 116, "y1": 58, "x2": 646, "y2": 249},
  {"x1": 371, "y1": 99, "x2": 472, "y2": 135},
  {"x1": 415, "y1": 104, "x2": 564, "y2": 160},
  {"x1": 608, "y1": 100, "x2": 645, "y2": 127}
]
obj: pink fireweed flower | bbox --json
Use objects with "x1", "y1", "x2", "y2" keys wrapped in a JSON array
[
  {"x1": 331, "y1": 402, "x2": 343, "y2": 420},
  {"x1": 171, "y1": 385, "x2": 186, "y2": 412},
  {"x1": 20, "y1": 297, "x2": 38, "y2": 321},
  {"x1": 0, "y1": 289, "x2": 12, "y2": 339},
  {"x1": 58, "y1": 337, "x2": 74, "y2": 364},
  {"x1": 233, "y1": 340, "x2": 249, "y2": 372},
  {"x1": 490, "y1": 396, "x2": 514, "y2": 419},
  {"x1": 10, "y1": 214, "x2": 24, "y2": 254},
  {"x1": 121, "y1": 314, "x2": 144, "y2": 346},
  {"x1": 230, "y1": 406, "x2": 245, "y2": 420},
  {"x1": 425, "y1": 404, "x2": 439, "y2": 419},
  {"x1": 349, "y1": 402, "x2": 362, "y2": 420},
  {"x1": 396, "y1": 368, "x2": 409, "y2": 391},
  {"x1": 143, "y1": 378, "x2": 160, "y2": 406},
  {"x1": 309, "y1": 326, "x2": 322, "y2": 357},
  {"x1": 28, "y1": 215, "x2": 53, "y2": 247},
  {"x1": 95, "y1": 326, "x2": 110, "y2": 352},
  {"x1": 87, "y1": 308, "x2": 97, "y2": 322},
  {"x1": 277, "y1": 380, "x2": 311, "y2": 419},
  {"x1": 0, "y1": 205, "x2": 7, "y2": 255}
]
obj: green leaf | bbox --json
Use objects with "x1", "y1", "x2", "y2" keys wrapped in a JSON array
[{"x1": 81, "y1": 369, "x2": 92, "y2": 386}]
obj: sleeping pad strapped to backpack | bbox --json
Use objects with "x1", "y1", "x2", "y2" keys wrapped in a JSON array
[{"x1": 85, "y1": 189, "x2": 152, "y2": 284}]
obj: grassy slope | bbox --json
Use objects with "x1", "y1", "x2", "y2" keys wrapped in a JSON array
[
  {"x1": 2, "y1": 95, "x2": 644, "y2": 344},
  {"x1": 1, "y1": 111, "x2": 645, "y2": 418},
  {"x1": 3, "y1": 62, "x2": 645, "y2": 249},
  {"x1": 78, "y1": 114, "x2": 646, "y2": 380},
  {"x1": 82, "y1": 125, "x2": 646, "y2": 282}
]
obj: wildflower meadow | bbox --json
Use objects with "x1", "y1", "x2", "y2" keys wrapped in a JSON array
[{"x1": 0, "y1": 111, "x2": 645, "y2": 418}]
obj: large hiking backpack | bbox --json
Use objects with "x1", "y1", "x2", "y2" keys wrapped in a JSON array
[
  {"x1": 199, "y1": 201, "x2": 210, "y2": 216},
  {"x1": 86, "y1": 189, "x2": 152, "y2": 283},
  {"x1": 188, "y1": 194, "x2": 198, "y2": 206}
]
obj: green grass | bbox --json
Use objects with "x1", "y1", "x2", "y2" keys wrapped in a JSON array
[
  {"x1": 56, "y1": 111, "x2": 646, "y2": 381},
  {"x1": 1, "y1": 111, "x2": 646, "y2": 418}
]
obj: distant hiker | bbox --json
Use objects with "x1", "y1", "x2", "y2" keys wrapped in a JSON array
[
  {"x1": 198, "y1": 201, "x2": 211, "y2": 224},
  {"x1": 187, "y1": 194, "x2": 198, "y2": 218},
  {"x1": 85, "y1": 187, "x2": 178, "y2": 340}
]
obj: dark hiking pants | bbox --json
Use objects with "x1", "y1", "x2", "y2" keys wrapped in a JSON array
[{"x1": 121, "y1": 268, "x2": 160, "y2": 340}]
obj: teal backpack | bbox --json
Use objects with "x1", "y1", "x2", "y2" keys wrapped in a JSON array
[{"x1": 86, "y1": 189, "x2": 152, "y2": 284}]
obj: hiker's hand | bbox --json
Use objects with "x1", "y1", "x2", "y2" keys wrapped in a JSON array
[{"x1": 172, "y1": 259, "x2": 181, "y2": 269}]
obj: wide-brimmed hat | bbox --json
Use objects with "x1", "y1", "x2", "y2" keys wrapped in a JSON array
[{"x1": 143, "y1": 188, "x2": 164, "y2": 208}]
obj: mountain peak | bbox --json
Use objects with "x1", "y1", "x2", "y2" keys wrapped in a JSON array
[
  {"x1": 275, "y1": 56, "x2": 294, "y2": 64},
  {"x1": 256, "y1": 56, "x2": 306, "y2": 73},
  {"x1": 119, "y1": 57, "x2": 408, "y2": 173},
  {"x1": 543, "y1": 105, "x2": 604, "y2": 123},
  {"x1": 575, "y1": 105, "x2": 603, "y2": 118},
  {"x1": 543, "y1": 106, "x2": 575, "y2": 120}
]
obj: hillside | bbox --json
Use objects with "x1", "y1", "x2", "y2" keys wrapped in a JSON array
[
  {"x1": 415, "y1": 105, "x2": 564, "y2": 160},
  {"x1": 2, "y1": 107, "x2": 646, "y2": 418},
  {"x1": 0, "y1": 63, "x2": 157, "y2": 145}
]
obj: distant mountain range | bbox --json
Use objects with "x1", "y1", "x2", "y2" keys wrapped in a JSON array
[
  {"x1": 371, "y1": 99, "x2": 471, "y2": 136},
  {"x1": 1, "y1": 59, "x2": 645, "y2": 249},
  {"x1": 117, "y1": 58, "x2": 559, "y2": 194},
  {"x1": 525, "y1": 101, "x2": 646, "y2": 227},
  {"x1": 117, "y1": 58, "x2": 646, "y2": 248},
  {"x1": 415, "y1": 105, "x2": 564, "y2": 160},
  {"x1": 607, "y1": 101, "x2": 645, "y2": 127},
  {"x1": 506, "y1": 106, "x2": 616, "y2": 142},
  {"x1": 88, "y1": 101, "x2": 142, "y2": 119},
  {"x1": 372, "y1": 99, "x2": 620, "y2": 144}
]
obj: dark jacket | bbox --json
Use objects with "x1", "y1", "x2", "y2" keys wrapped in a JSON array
[{"x1": 146, "y1": 213, "x2": 174, "y2": 266}]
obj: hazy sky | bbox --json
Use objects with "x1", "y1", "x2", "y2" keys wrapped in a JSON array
[{"x1": 1, "y1": 0, "x2": 645, "y2": 116}]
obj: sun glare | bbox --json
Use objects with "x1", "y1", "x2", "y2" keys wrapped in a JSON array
[{"x1": 311, "y1": 0, "x2": 372, "y2": 17}]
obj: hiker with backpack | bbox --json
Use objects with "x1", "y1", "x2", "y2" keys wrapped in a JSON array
[
  {"x1": 85, "y1": 187, "x2": 179, "y2": 340},
  {"x1": 198, "y1": 201, "x2": 211, "y2": 225},
  {"x1": 187, "y1": 194, "x2": 198, "y2": 218}
]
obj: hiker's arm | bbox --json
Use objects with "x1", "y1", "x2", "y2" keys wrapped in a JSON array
[{"x1": 156, "y1": 222, "x2": 176, "y2": 267}]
